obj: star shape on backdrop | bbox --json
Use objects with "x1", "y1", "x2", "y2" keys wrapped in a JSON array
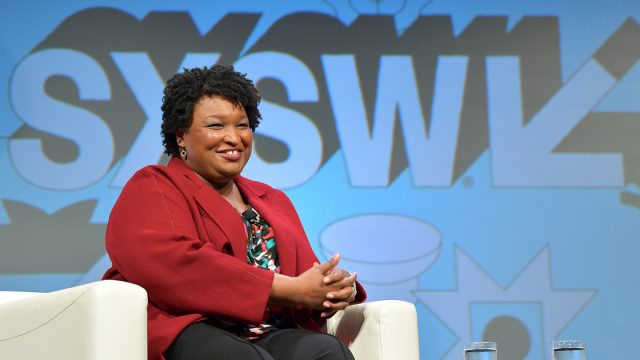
[{"x1": 415, "y1": 245, "x2": 596, "y2": 360}]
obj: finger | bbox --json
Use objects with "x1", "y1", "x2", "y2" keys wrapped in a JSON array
[
  {"x1": 323, "y1": 268, "x2": 346, "y2": 285},
  {"x1": 316, "y1": 253, "x2": 340, "y2": 273},
  {"x1": 320, "y1": 309, "x2": 339, "y2": 318},
  {"x1": 326, "y1": 286, "x2": 354, "y2": 301},
  {"x1": 327, "y1": 271, "x2": 356, "y2": 288},
  {"x1": 349, "y1": 272, "x2": 358, "y2": 302},
  {"x1": 323, "y1": 300, "x2": 350, "y2": 311},
  {"x1": 324, "y1": 268, "x2": 354, "y2": 285},
  {"x1": 327, "y1": 280, "x2": 357, "y2": 298},
  {"x1": 347, "y1": 272, "x2": 357, "y2": 288}
]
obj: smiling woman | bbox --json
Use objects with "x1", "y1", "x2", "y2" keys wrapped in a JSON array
[
  {"x1": 177, "y1": 96, "x2": 254, "y2": 204},
  {"x1": 102, "y1": 64, "x2": 365, "y2": 360}
]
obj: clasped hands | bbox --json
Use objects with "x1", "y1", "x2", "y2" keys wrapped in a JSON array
[
  {"x1": 270, "y1": 253, "x2": 357, "y2": 318},
  {"x1": 305, "y1": 253, "x2": 358, "y2": 318}
]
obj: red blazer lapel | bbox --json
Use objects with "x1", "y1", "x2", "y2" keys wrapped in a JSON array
[
  {"x1": 192, "y1": 187, "x2": 248, "y2": 260},
  {"x1": 167, "y1": 158, "x2": 248, "y2": 260}
]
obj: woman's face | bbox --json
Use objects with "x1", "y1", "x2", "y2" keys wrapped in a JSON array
[{"x1": 177, "y1": 95, "x2": 253, "y2": 188}]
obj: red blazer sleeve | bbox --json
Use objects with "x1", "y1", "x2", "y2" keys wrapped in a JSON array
[{"x1": 105, "y1": 167, "x2": 274, "y2": 324}]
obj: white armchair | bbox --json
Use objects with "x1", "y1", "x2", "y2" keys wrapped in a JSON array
[
  {"x1": 0, "y1": 281, "x2": 419, "y2": 360},
  {"x1": 0, "y1": 280, "x2": 147, "y2": 360},
  {"x1": 327, "y1": 299, "x2": 420, "y2": 360}
]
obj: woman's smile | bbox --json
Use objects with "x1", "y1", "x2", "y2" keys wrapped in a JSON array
[{"x1": 217, "y1": 149, "x2": 243, "y2": 161}]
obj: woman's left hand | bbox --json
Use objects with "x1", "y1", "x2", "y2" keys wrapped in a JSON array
[{"x1": 319, "y1": 267, "x2": 357, "y2": 318}]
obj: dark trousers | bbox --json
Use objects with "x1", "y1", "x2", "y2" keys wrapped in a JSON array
[{"x1": 164, "y1": 322, "x2": 356, "y2": 360}]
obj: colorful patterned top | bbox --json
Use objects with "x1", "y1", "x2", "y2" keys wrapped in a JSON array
[
  {"x1": 209, "y1": 205, "x2": 283, "y2": 340},
  {"x1": 243, "y1": 206, "x2": 280, "y2": 274}
]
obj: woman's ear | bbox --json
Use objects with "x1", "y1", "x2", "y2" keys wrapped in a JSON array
[{"x1": 176, "y1": 130, "x2": 185, "y2": 147}]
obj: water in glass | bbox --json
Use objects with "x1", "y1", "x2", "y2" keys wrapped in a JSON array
[
  {"x1": 553, "y1": 347, "x2": 586, "y2": 360},
  {"x1": 464, "y1": 348, "x2": 497, "y2": 360}
]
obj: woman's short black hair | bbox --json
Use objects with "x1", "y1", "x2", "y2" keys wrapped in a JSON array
[{"x1": 161, "y1": 64, "x2": 262, "y2": 156}]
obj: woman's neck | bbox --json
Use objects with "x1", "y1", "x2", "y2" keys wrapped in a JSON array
[
  {"x1": 216, "y1": 180, "x2": 249, "y2": 213},
  {"x1": 194, "y1": 173, "x2": 248, "y2": 213}
]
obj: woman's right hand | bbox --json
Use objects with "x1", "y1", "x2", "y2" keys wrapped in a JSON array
[{"x1": 269, "y1": 254, "x2": 344, "y2": 309}]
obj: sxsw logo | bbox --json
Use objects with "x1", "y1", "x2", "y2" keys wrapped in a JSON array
[{"x1": 6, "y1": 9, "x2": 637, "y2": 199}]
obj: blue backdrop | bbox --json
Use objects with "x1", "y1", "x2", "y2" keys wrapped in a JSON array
[{"x1": 2, "y1": 1, "x2": 639, "y2": 359}]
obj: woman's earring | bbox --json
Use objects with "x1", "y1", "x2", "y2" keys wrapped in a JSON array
[{"x1": 179, "y1": 147, "x2": 187, "y2": 159}]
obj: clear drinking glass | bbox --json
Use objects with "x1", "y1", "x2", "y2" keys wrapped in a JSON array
[
  {"x1": 552, "y1": 340, "x2": 586, "y2": 360},
  {"x1": 464, "y1": 341, "x2": 497, "y2": 360}
]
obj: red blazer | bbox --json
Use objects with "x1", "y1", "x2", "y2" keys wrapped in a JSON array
[{"x1": 103, "y1": 157, "x2": 365, "y2": 360}]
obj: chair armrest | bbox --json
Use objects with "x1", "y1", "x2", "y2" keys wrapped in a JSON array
[
  {"x1": 0, "y1": 280, "x2": 147, "y2": 360},
  {"x1": 0, "y1": 291, "x2": 39, "y2": 305},
  {"x1": 326, "y1": 300, "x2": 419, "y2": 360}
]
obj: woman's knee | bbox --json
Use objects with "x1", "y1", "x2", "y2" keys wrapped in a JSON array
[
  {"x1": 255, "y1": 329, "x2": 354, "y2": 360},
  {"x1": 165, "y1": 322, "x2": 273, "y2": 360},
  {"x1": 308, "y1": 333, "x2": 354, "y2": 360}
]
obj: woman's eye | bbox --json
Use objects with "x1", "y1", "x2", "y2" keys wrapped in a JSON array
[{"x1": 208, "y1": 123, "x2": 223, "y2": 129}]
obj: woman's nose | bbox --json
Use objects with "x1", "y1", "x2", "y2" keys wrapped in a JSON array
[{"x1": 222, "y1": 130, "x2": 240, "y2": 144}]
